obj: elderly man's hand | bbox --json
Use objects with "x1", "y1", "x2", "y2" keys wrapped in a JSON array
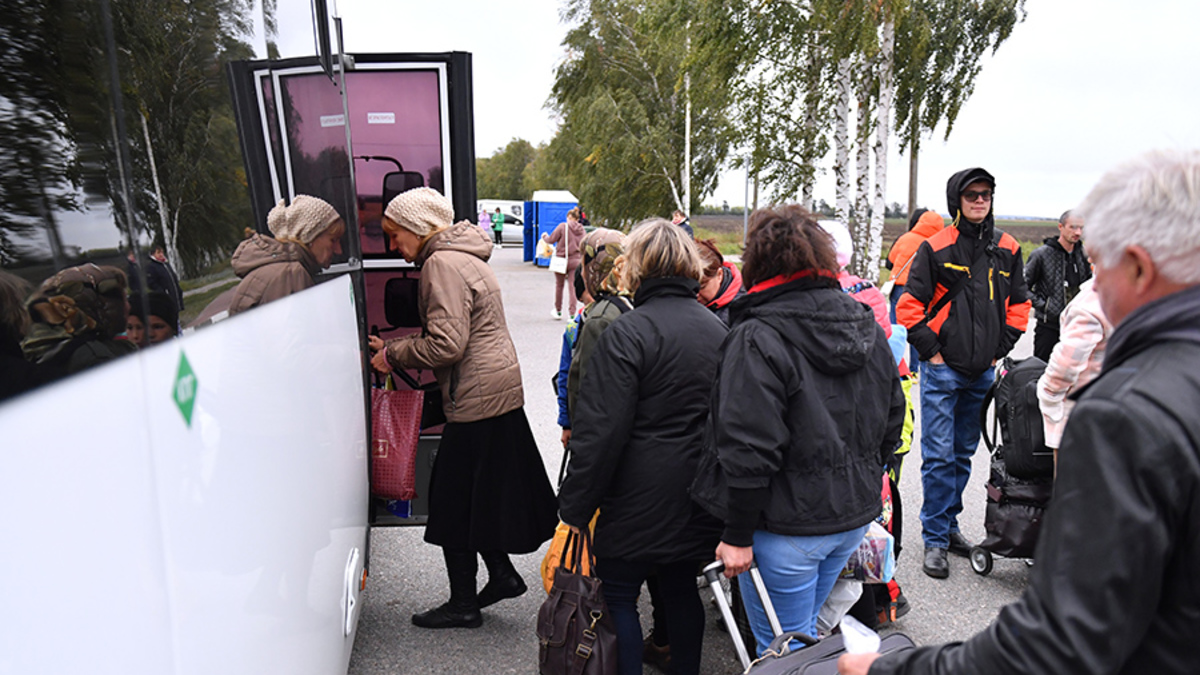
[{"x1": 837, "y1": 653, "x2": 881, "y2": 675}]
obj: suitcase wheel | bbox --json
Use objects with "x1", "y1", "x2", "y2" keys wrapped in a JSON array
[{"x1": 970, "y1": 546, "x2": 993, "y2": 576}]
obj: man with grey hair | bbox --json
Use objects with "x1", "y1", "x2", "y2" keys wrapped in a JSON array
[
  {"x1": 1025, "y1": 209, "x2": 1089, "y2": 360},
  {"x1": 840, "y1": 148, "x2": 1200, "y2": 675}
]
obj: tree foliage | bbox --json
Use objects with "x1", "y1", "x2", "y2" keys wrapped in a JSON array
[
  {"x1": 893, "y1": 0, "x2": 1026, "y2": 153},
  {"x1": 549, "y1": 0, "x2": 733, "y2": 228},
  {"x1": 476, "y1": 138, "x2": 539, "y2": 200},
  {"x1": 0, "y1": 0, "x2": 259, "y2": 276}
]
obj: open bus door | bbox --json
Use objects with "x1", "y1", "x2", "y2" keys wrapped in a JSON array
[{"x1": 226, "y1": 52, "x2": 477, "y2": 527}]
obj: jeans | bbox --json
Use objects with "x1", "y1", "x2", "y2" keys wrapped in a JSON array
[
  {"x1": 596, "y1": 558, "x2": 705, "y2": 675},
  {"x1": 738, "y1": 526, "x2": 869, "y2": 655},
  {"x1": 918, "y1": 361, "x2": 994, "y2": 548}
]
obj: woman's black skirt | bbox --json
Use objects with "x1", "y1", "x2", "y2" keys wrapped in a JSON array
[{"x1": 424, "y1": 406, "x2": 558, "y2": 553}]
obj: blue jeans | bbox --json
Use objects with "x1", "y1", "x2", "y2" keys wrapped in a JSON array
[
  {"x1": 738, "y1": 526, "x2": 869, "y2": 655},
  {"x1": 918, "y1": 361, "x2": 994, "y2": 548},
  {"x1": 595, "y1": 558, "x2": 705, "y2": 675}
]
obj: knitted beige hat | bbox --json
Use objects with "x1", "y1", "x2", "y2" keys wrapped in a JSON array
[
  {"x1": 384, "y1": 187, "x2": 453, "y2": 237},
  {"x1": 267, "y1": 195, "x2": 341, "y2": 245}
]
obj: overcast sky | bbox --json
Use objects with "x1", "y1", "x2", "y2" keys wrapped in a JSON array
[{"x1": 267, "y1": 0, "x2": 1200, "y2": 219}]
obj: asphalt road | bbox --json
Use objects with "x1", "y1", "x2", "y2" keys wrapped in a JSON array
[{"x1": 348, "y1": 244, "x2": 1034, "y2": 674}]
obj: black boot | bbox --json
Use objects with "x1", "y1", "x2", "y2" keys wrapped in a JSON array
[
  {"x1": 412, "y1": 548, "x2": 483, "y2": 629},
  {"x1": 478, "y1": 551, "x2": 527, "y2": 608}
]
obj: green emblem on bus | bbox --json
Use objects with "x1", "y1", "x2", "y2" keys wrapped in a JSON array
[{"x1": 173, "y1": 351, "x2": 198, "y2": 427}]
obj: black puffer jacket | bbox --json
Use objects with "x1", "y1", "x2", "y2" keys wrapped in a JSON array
[
  {"x1": 691, "y1": 276, "x2": 905, "y2": 545},
  {"x1": 1024, "y1": 236, "x2": 1090, "y2": 323},
  {"x1": 871, "y1": 283, "x2": 1200, "y2": 675},
  {"x1": 896, "y1": 168, "x2": 1031, "y2": 376},
  {"x1": 559, "y1": 276, "x2": 727, "y2": 563}
]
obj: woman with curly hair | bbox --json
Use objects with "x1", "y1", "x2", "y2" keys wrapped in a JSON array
[{"x1": 692, "y1": 205, "x2": 904, "y2": 653}]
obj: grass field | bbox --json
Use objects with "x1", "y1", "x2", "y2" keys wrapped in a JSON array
[{"x1": 694, "y1": 214, "x2": 1056, "y2": 263}]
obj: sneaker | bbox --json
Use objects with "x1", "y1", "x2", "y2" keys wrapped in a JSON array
[{"x1": 551, "y1": 309, "x2": 562, "y2": 320}]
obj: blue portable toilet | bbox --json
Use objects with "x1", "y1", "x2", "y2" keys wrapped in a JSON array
[
  {"x1": 528, "y1": 190, "x2": 579, "y2": 267},
  {"x1": 522, "y1": 200, "x2": 536, "y2": 262}
]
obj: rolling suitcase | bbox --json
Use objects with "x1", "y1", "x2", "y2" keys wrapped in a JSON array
[{"x1": 703, "y1": 561, "x2": 916, "y2": 674}]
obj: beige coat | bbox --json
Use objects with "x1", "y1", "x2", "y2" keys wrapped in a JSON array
[
  {"x1": 385, "y1": 220, "x2": 523, "y2": 423},
  {"x1": 227, "y1": 234, "x2": 319, "y2": 316}
]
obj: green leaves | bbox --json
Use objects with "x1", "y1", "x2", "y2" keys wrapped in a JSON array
[{"x1": 548, "y1": 0, "x2": 732, "y2": 227}]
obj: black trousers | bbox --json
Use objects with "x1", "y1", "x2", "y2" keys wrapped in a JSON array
[{"x1": 1034, "y1": 320, "x2": 1060, "y2": 362}]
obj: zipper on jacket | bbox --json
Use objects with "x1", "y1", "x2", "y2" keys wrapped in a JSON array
[
  {"x1": 989, "y1": 268, "x2": 994, "y2": 301},
  {"x1": 944, "y1": 262, "x2": 970, "y2": 274}
]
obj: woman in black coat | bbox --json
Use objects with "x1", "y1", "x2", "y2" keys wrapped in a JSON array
[
  {"x1": 558, "y1": 218, "x2": 727, "y2": 675},
  {"x1": 692, "y1": 205, "x2": 904, "y2": 654}
]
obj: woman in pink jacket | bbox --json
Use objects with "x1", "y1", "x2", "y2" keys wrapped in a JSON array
[
  {"x1": 1036, "y1": 279, "x2": 1113, "y2": 459},
  {"x1": 542, "y1": 208, "x2": 587, "y2": 319}
]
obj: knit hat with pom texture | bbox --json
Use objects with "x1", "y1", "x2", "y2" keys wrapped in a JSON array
[
  {"x1": 384, "y1": 187, "x2": 453, "y2": 237},
  {"x1": 267, "y1": 195, "x2": 341, "y2": 245}
]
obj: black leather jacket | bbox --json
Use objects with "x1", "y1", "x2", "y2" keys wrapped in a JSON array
[
  {"x1": 872, "y1": 283, "x2": 1200, "y2": 675},
  {"x1": 1024, "y1": 236, "x2": 1090, "y2": 323}
]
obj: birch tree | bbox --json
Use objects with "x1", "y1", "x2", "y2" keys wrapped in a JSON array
[
  {"x1": 894, "y1": 0, "x2": 1027, "y2": 216},
  {"x1": 550, "y1": 0, "x2": 732, "y2": 227}
]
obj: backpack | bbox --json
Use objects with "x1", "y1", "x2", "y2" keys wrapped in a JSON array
[{"x1": 981, "y1": 356, "x2": 1055, "y2": 479}]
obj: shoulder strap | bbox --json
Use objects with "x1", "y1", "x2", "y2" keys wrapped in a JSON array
[
  {"x1": 914, "y1": 230, "x2": 1002, "y2": 330},
  {"x1": 892, "y1": 250, "x2": 917, "y2": 282}
]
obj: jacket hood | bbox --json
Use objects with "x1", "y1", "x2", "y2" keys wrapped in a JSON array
[
  {"x1": 1104, "y1": 283, "x2": 1200, "y2": 372},
  {"x1": 231, "y1": 233, "x2": 319, "y2": 279},
  {"x1": 946, "y1": 167, "x2": 996, "y2": 237},
  {"x1": 911, "y1": 210, "x2": 945, "y2": 238},
  {"x1": 417, "y1": 219, "x2": 494, "y2": 265},
  {"x1": 732, "y1": 278, "x2": 880, "y2": 376}
]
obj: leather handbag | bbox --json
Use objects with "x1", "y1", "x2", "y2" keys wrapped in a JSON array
[
  {"x1": 370, "y1": 375, "x2": 422, "y2": 500},
  {"x1": 536, "y1": 529, "x2": 617, "y2": 675}
]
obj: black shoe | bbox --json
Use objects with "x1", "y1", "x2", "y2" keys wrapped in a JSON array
[
  {"x1": 894, "y1": 592, "x2": 911, "y2": 619},
  {"x1": 477, "y1": 572, "x2": 527, "y2": 608},
  {"x1": 411, "y1": 601, "x2": 483, "y2": 629},
  {"x1": 923, "y1": 547, "x2": 949, "y2": 579},
  {"x1": 947, "y1": 532, "x2": 974, "y2": 557}
]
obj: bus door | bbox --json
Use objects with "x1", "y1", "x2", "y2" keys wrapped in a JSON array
[{"x1": 228, "y1": 52, "x2": 477, "y2": 526}]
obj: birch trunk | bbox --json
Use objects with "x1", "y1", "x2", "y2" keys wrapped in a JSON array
[
  {"x1": 141, "y1": 112, "x2": 182, "y2": 273},
  {"x1": 854, "y1": 74, "x2": 872, "y2": 278},
  {"x1": 683, "y1": 26, "x2": 691, "y2": 217},
  {"x1": 833, "y1": 57, "x2": 852, "y2": 230},
  {"x1": 869, "y1": 19, "x2": 894, "y2": 284}
]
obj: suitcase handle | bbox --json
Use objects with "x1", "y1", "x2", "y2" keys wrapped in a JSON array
[
  {"x1": 702, "y1": 560, "x2": 786, "y2": 670},
  {"x1": 764, "y1": 630, "x2": 820, "y2": 655}
]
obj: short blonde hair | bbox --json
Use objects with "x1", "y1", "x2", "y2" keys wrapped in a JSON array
[{"x1": 622, "y1": 218, "x2": 703, "y2": 291}]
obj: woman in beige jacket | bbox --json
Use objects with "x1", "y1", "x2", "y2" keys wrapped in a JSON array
[
  {"x1": 227, "y1": 195, "x2": 346, "y2": 316},
  {"x1": 368, "y1": 187, "x2": 558, "y2": 630}
]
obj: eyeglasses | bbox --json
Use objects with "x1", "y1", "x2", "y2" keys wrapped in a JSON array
[{"x1": 962, "y1": 190, "x2": 993, "y2": 203}]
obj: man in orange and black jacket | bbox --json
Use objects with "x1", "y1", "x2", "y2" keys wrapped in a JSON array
[{"x1": 896, "y1": 167, "x2": 1031, "y2": 580}]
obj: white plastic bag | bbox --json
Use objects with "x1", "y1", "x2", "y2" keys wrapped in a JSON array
[{"x1": 840, "y1": 521, "x2": 896, "y2": 584}]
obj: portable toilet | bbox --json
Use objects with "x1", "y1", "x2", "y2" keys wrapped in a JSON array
[{"x1": 527, "y1": 190, "x2": 579, "y2": 267}]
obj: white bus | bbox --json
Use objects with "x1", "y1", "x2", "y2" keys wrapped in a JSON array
[{"x1": 1, "y1": 5, "x2": 475, "y2": 673}]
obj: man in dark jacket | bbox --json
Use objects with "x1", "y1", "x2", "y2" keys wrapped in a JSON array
[
  {"x1": 896, "y1": 168, "x2": 1031, "y2": 579},
  {"x1": 841, "y1": 149, "x2": 1200, "y2": 675},
  {"x1": 1025, "y1": 210, "x2": 1089, "y2": 360}
]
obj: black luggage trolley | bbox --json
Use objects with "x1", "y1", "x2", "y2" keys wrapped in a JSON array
[{"x1": 971, "y1": 357, "x2": 1056, "y2": 576}]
